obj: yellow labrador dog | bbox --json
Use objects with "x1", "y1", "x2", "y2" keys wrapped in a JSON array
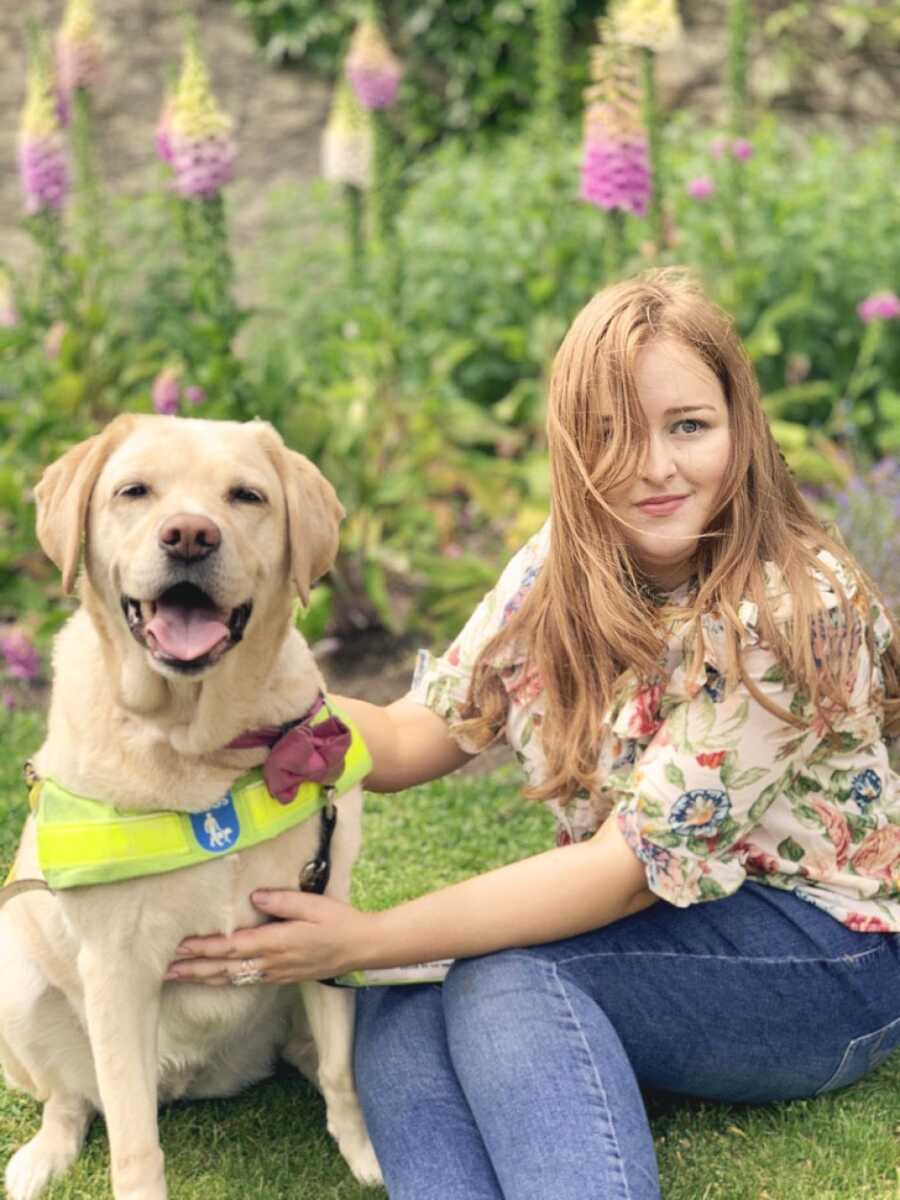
[{"x1": 0, "y1": 414, "x2": 381, "y2": 1199}]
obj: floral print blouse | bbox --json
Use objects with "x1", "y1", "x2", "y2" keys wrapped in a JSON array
[{"x1": 409, "y1": 521, "x2": 900, "y2": 933}]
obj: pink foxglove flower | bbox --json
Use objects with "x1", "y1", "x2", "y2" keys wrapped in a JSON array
[
  {"x1": 321, "y1": 78, "x2": 373, "y2": 189},
  {"x1": 0, "y1": 629, "x2": 41, "y2": 682},
  {"x1": 56, "y1": 0, "x2": 103, "y2": 99},
  {"x1": 152, "y1": 367, "x2": 181, "y2": 415},
  {"x1": 185, "y1": 385, "x2": 206, "y2": 406},
  {"x1": 609, "y1": 0, "x2": 682, "y2": 51},
  {"x1": 857, "y1": 292, "x2": 900, "y2": 323},
  {"x1": 18, "y1": 52, "x2": 68, "y2": 215},
  {"x1": 168, "y1": 40, "x2": 236, "y2": 199},
  {"x1": 580, "y1": 38, "x2": 651, "y2": 217},
  {"x1": 0, "y1": 272, "x2": 17, "y2": 328},
  {"x1": 345, "y1": 16, "x2": 403, "y2": 110},
  {"x1": 731, "y1": 138, "x2": 753, "y2": 160},
  {"x1": 687, "y1": 176, "x2": 715, "y2": 199},
  {"x1": 155, "y1": 94, "x2": 176, "y2": 166}
]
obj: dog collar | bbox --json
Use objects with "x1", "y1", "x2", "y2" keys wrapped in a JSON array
[{"x1": 25, "y1": 700, "x2": 370, "y2": 891}]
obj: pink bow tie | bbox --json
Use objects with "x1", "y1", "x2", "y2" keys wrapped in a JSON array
[{"x1": 227, "y1": 696, "x2": 352, "y2": 804}]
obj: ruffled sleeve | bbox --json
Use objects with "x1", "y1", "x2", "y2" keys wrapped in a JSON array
[{"x1": 406, "y1": 521, "x2": 550, "y2": 752}]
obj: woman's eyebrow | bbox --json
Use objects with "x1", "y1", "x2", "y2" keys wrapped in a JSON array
[{"x1": 663, "y1": 405, "x2": 718, "y2": 416}]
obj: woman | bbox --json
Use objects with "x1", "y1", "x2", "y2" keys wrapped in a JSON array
[{"x1": 168, "y1": 269, "x2": 900, "y2": 1199}]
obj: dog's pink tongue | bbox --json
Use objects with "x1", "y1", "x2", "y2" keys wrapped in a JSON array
[{"x1": 146, "y1": 602, "x2": 229, "y2": 661}]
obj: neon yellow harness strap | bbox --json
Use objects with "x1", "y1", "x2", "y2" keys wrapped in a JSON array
[{"x1": 34, "y1": 704, "x2": 371, "y2": 890}]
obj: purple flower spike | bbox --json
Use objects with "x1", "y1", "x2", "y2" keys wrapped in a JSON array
[
  {"x1": 0, "y1": 629, "x2": 41, "y2": 682},
  {"x1": 580, "y1": 36, "x2": 652, "y2": 219},
  {"x1": 687, "y1": 176, "x2": 715, "y2": 200},
  {"x1": 185, "y1": 385, "x2": 205, "y2": 406},
  {"x1": 56, "y1": 0, "x2": 103, "y2": 98},
  {"x1": 345, "y1": 17, "x2": 403, "y2": 111},
  {"x1": 152, "y1": 367, "x2": 181, "y2": 415},
  {"x1": 346, "y1": 65, "x2": 401, "y2": 111},
  {"x1": 18, "y1": 52, "x2": 68, "y2": 216},
  {"x1": 857, "y1": 292, "x2": 900, "y2": 324},
  {"x1": 731, "y1": 138, "x2": 754, "y2": 160},
  {"x1": 18, "y1": 138, "x2": 68, "y2": 214},
  {"x1": 168, "y1": 40, "x2": 236, "y2": 199},
  {"x1": 581, "y1": 134, "x2": 651, "y2": 216},
  {"x1": 170, "y1": 135, "x2": 236, "y2": 199}
]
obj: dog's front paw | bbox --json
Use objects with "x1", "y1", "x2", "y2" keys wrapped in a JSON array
[
  {"x1": 326, "y1": 1105, "x2": 382, "y2": 1187},
  {"x1": 6, "y1": 1138, "x2": 67, "y2": 1200},
  {"x1": 336, "y1": 1126, "x2": 382, "y2": 1188}
]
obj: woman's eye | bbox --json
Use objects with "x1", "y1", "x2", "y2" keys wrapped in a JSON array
[
  {"x1": 229, "y1": 487, "x2": 266, "y2": 505},
  {"x1": 118, "y1": 483, "x2": 149, "y2": 499},
  {"x1": 674, "y1": 419, "x2": 707, "y2": 435}
]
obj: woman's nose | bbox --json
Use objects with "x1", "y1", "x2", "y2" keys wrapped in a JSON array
[{"x1": 640, "y1": 436, "x2": 677, "y2": 484}]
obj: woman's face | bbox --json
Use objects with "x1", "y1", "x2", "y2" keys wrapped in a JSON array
[{"x1": 606, "y1": 338, "x2": 731, "y2": 588}]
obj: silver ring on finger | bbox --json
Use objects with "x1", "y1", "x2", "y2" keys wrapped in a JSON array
[{"x1": 231, "y1": 958, "x2": 265, "y2": 986}]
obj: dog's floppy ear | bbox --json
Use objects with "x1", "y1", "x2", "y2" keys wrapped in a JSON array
[
  {"x1": 34, "y1": 414, "x2": 139, "y2": 594},
  {"x1": 261, "y1": 427, "x2": 345, "y2": 605}
]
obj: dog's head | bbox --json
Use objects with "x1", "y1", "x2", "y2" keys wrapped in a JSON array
[{"x1": 34, "y1": 414, "x2": 344, "y2": 679}]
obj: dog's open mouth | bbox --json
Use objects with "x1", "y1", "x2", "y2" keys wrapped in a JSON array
[{"x1": 121, "y1": 584, "x2": 252, "y2": 672}]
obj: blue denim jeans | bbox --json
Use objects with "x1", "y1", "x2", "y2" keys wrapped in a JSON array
[{"x1": 354, "y1": 883, "x2": 900, "y2": 1200}]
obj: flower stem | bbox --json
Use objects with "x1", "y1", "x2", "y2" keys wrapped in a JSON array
[
  {"x1": 344, "y1": 183, "x2": 366, "y2": 290},
  {"x1": 536, "y1": 0, "x2": 564, "y2": 132},
  {"x1": 373, "y1": 111, "x2": 403, "y2": 323},
  {"x1": 641, "y1": 48, "x2": 663, "y2": 251},
  {"x1": 604, "y1": 209, "x2": 626, "y2": 282}
]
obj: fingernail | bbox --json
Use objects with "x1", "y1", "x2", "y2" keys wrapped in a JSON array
[
  {"x1": 176, "y1": 942, "x2": 192, "y2": 955},
  {"x1": 252, "y1": 890, "x2": 271, "y2": 904},
  {"x1": 163, "y1": 969, "x2": 179, "y2": 981}
]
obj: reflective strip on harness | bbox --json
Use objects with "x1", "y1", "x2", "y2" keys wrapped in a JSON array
[{"x1": 33, "y1": 705, "x2": 371, "y2": 890}]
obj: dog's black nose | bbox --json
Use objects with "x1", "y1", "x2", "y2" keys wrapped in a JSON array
[{"x1": 158, "y1": 514, "x2": 221, "y2": 563}]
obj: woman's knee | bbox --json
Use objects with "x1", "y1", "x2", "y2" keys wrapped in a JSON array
[{"x1": 442, "y1": 950, "x2": 574, "y2": 1083}]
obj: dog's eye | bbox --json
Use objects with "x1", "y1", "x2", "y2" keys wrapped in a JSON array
[
  {"x1": 117, "y1": 483, "x2": 149, "y2": 499},
  {"x1": 229, "y1": 487, "x2": 266, "y2": 505}
]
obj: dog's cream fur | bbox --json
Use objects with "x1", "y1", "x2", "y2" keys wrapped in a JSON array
[{"x1": 0, "y1": 415, "x2": 380, "y2": 1200}]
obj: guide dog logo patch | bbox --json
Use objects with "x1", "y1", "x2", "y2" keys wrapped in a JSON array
[{"x1": 190, "y1": 793, "x2": 239, "y2": 853}]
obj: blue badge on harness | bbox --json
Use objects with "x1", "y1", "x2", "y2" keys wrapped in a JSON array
[{"x1": 190, "y1": 793, "x2": 240, "y2": 854}]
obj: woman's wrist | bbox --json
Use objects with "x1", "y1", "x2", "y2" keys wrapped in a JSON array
[{"x1": 349, "y1": 907, "x2": 402, "y2": 972}]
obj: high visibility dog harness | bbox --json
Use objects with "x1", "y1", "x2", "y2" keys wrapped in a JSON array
[
  {"x1": 0, "y1": 701, "x2": 453, "y2": 987},
  {"x1": 3, "y1": 699, "x2": 370, "y2": 892}
]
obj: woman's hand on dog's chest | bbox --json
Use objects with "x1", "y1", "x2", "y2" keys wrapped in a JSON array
[{"x1": 164, "y1": 888, "x2": 377, "y2": 985}]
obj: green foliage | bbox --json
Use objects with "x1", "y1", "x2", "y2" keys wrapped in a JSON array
[{"x1": 231, "y1": 0, "x2": 603, "y2": 148}]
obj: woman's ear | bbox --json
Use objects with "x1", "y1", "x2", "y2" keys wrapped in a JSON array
[{"x1": 34, "y1": 414, "x2": 139, "y2": 594}]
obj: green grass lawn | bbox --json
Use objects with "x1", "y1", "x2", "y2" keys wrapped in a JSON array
[{"x1": 1, "y1": 707, "x2": 898, "y2": 1199}]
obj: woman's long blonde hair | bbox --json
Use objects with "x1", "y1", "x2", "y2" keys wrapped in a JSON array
[{"x1": 457, "y1": 268, "x2": 900, "y2": 806}]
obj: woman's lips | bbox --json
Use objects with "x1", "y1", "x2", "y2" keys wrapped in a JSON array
[{"x1": 637, "y1": 496, "x2": 688, "y2": 517}]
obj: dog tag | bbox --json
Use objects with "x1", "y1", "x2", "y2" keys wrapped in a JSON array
[{"x1": 299, "y1": 804, "x2": 337, "y2": 894}]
